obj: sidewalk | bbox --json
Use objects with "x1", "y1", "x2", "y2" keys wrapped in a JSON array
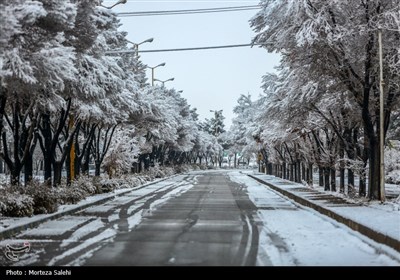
[
  {"x1": 248, "y1": 173, "x2": 400, "y2": 253},
  {"x1": 0, "y1": 176, "x2": 175, "y2": 241}
]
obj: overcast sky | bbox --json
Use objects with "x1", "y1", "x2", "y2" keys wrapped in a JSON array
[{"x1": 110, "y1": 0, "x2": 280, "y2": 128}]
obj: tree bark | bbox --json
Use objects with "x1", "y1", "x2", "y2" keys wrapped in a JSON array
[
  {"x1": 359, "y1": 131, "x2": 369, "y2": 197},
  {"x1": 282, "y1": 162, "x2": 287, "y2": 179},
  {"x1": 318, "y1": 166, "x2": 324, "y2": 187},
  {"x1": 53, "y1": 161, "x2": 63, "y2": 186},
  {"x1": 348, "y1": 169, "x2": 354, "y2": 194},
  {"x1": 368, "y1": 140, "x2": 380, "y2": 199},
  {"x1": 24, "y1": 152, "x2": 33, "y2": 185},
  {"x1": 308, "y1": 163, "x2": 313, "y2": 185},
  {"x1": 330, "y1": 168, "x2": 336, "y2": 192},
  {"x1": 95, "y1": 161, "x2": 101, "y2": 177},
  {"x1": 324, "y1": 167, "x2": 330, "y2": 191},
  {"x1": 339, "y1": 147, "x2": 345, "y2": 193},
  {"x1": 40, "y1": 113, "x2": 53, "y2": 184},
  {"x1": 289, "y1": 164, "x2": 294, "y2": 181}
]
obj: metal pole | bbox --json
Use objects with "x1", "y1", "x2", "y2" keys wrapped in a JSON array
[
  {"x1": 151, "y1": 68, "x2": 154, "y2": 86},
  {"x1": 69, "y1": 115, "x2": 75, "y2": 181},
  {"x1": 135, "y1": 44, "x2": 139, "y2": 59},
  {"x1": 378, "y1": 30, "x2": 385, "y2": 202}
]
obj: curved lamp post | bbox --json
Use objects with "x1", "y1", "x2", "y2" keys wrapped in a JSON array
[
  {"x1": 100, "y1": 0, "x2": 127, "y2": 9},
  {"x1": 146, "y1": 63, "x2": 166, "y2": 86},
  {"x1": 126, "y1": 38, "x2": 154, "y2": 58},
  {"x1": 154, "y1": 78, "x2": 175, "y2": 87}
]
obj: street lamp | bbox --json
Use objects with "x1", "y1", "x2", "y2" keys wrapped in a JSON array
[
  {"x1": 100, "y1": 0, "x2": 127, "y2": 9},
  {"x1": 126, "y1": 38, "x2": 154, "y2": 58},
  {"x1": 154, "y1": 78, "x2": 175, "y2": 87},
  {"x1": 147, "y1": 63, "x2": 166, "y2": 86}
]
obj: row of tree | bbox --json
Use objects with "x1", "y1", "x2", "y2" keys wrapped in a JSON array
[
  {"x1": 228, "y1": 0, "x2": 400, "y2": 200},
  {"x1": 0, "y1": 0, "x2": 223, "y2": 186}
]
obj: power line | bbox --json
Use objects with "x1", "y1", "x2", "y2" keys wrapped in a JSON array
[
  {"x1": 105, "y1": 43, "x2": 262, "y2": 54},
  {"x1": 140, "y1": 43, "x2": 259, "y2": 53},
  {"x1": 117, "y1": 5, "x2": 261, "y2": 17}
]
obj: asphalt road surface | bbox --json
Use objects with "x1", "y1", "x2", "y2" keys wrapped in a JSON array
[{"x1": 1, "y1": 171, "x2": 398, "y2": 266}]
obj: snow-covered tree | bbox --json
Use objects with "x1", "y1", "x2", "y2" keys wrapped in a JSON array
[
  {"x1": 251, "y1": 0, "x2": 400, "y2": 200},
  {"x1": 103, "y1": 125, "x2": 139, "y2": 178}
]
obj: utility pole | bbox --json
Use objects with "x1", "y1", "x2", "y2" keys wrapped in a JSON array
[{"x1": 378, "y1": 30, "x2": 385, "y2": 202}]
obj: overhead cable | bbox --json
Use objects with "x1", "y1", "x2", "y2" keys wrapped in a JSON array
[
  {"x1": 117, "y1": 5, "x2": 261, "y2": 17},
  {"x1": 105, "y1": 43, "x2": 262, "y2": 55}
]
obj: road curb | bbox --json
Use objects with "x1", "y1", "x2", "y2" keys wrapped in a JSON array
[
  {"x1": 248, "y1": 174, "x2": 400, "y2": 253},
  {"x1": 0, "y1": 175, "x2": 177, "y2": 241}
]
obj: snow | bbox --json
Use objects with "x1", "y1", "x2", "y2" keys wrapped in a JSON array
[
  {"x1": 0, "y1": 176, "x2": 172, "y2": 234},
  {"x1": 228, "y1": 171, "x2": 400, "y2": 266},
  {"x1": 47, "y1": 228, "x2": 117, "y2": 266},
  {"x1": 128, "y1": 209, "x2": 144, "y2": 231},
  {"x1": 19, "y1": 216, "x2": 89, "y2": 237},
  {"x1": 256, "y1": 209, "x2": 398, "y2": 266},
  {"x1": 108, "y1": 213, "x2": 119, "y2": 223},
  {"x1": 147, "y1": 178, "x2": 197, "y2": 212},
  {"x1": 128, "y1": 201, "x2": 145, "y2": 216},
  {"x1": 60, "y1": 219, "x2": 105, "y2": 248},
  {"x1": 253, "y1": 173, "x2": 400, "y2": 242}
]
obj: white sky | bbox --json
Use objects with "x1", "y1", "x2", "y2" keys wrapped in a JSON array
[{"x1": 110, "y1": 0, "x2": 280, "y2": 128}]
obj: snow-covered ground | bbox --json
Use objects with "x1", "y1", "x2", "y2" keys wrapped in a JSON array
[
  {"x1": 310, "y1": 172, "x2": 400, "y2": 199},
  {"x1": 229, "y1": 171, "x2": 400, "y2": 266},
  {"x1": 0, "y1": 174, "x2": 197, "y2": 266},
  {"x1": 0, "y1": 175, "x2": 178, "y2": 234},
  {"x1": 1, "y1": 171, "x2": 399, "y2": 266},
  {"x1": 247, "y1": 172, "x2": 400, "y2": 242}
]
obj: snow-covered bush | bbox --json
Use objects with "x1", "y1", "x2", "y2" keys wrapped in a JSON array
[
  {"x1": 387, "y1": 170, "x2": 400, "y2": 185},
  {"x1": 24, "y1": 182, "x2": 59, "y2": 214},
  {"x1": 174, "y1": 165, "x2": 191, "y2": 174},
  {"x1": 123, "y1": 176, "x2": 142, "y2": 188},
  {"x1": 97, "y1": 178, "x2": 118, "y2": 193},
  {"x1": 190, "y1": 164, "x2": 201, "y2": 171},
  {"x1": 385, "y1": 145, "x2": 400, "y2": 184},
  {"x1": 0, "y1": 192, "x2": 34, "y2": 217},
  {"x1": 59, "y1": 187, "x2": 88, "y2": 205},
  {"x1": 71, "y1": 176, "x2": 99, "y2": 196},
  {"x1": 147, "y1": 164, "x2": 165, "y2": 179}
]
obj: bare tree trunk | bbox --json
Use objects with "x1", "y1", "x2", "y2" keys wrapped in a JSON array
[
  {"x1": 348, "y1": 168, "x2": 354, "y2": 194},
  {"x1": 330, "y1": 168, "x2": 336, "y2": 192},
  {"x1": 95, "y1": 161, "x2": 101, "y2": 176},
  {"x1": 24, "y1": 152, "x2": 33, "y2": 185},
  {"x1": 318, "y1": 166, "x2": 324, "y2": 187},
  {"x1": 282, "y1": 162, "x2": 287, "y2": 179},
  {"x1": 324, "y1": 167, "x2": 330, "y2": 191},
  {"x1": 368, "y1": 140, "x2": 380, "y2": 199},
  {"x1": 53, "y1": 161, "x2": 63, "y2": 186},
  {"x1": 301, "y1": 162, "x2": 306, "y2": 182},
  {"x1": 359, "y1": 132, "x2": 369, "y2": 197},
  {"x1": 339, "y1": 147, "x2": 345, "y2": 193},
  {"x1": 307, "y1": 163, "x2": 313, "y2": 185},
  {"x1": 40, "y1": 113, "x2": 53, "y2": 184},
  {"x1": 290, "y1": 164, "x2": 294, "y2": 181}
]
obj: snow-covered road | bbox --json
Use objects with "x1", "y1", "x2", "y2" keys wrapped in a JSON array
[{"x1": 1, "y1": 171, "x2": 399, "y2": 266}]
